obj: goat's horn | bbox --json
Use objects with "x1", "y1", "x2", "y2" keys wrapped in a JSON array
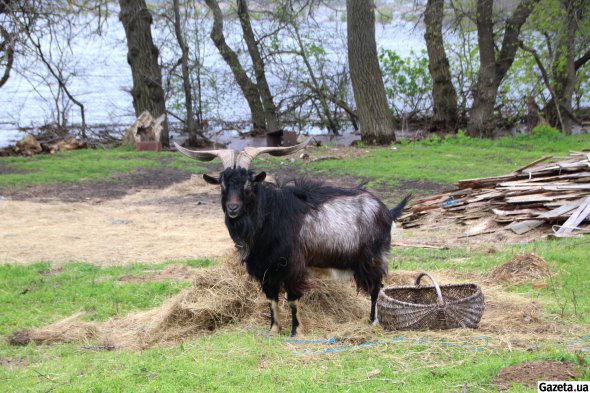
[
  {"x1": 236, "y1": 137, "x2": 312, "y2": 169},
  {"x1": 173, "y1": 142, "x2": 236, "y2": 169}
]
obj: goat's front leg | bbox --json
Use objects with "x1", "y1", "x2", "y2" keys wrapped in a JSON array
[{"x1": 263, "y1": 284, "x2": 281, "y2": 335}]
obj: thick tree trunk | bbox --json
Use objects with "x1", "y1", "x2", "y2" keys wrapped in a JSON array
[
  {"x1": 467, "y1": 0, "x2": 539, "y2": 137},
  {"x1": 204, "y1": 0, "x2": 266, "y2": 133},
  {"x1": 347, "y1": 0, "x2": 396, "y2": 145},
  {"x1": 119, "y1": 0, "x2": 169, "y2": 146},
  {"x1": 424, "y1": 0, "x2": 457, "y2": 131},
  {"x1": 236, "y1": 0, "x2": 281, "y2": 134},
  {"x1": 172, "y1": 0, "x2": 198, "y2": 146}
]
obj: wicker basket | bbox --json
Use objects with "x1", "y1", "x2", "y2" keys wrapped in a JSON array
[{"x1": 378, "y1": 272, "x2": 484, "y2": 330}]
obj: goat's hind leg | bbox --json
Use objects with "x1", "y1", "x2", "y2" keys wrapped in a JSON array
[
  {"x1": 370, "y1": 283, "x2": 381, "y2": 325},
  {"x1": 286, "y1": 292, "x2": 304, "y2": 337}
]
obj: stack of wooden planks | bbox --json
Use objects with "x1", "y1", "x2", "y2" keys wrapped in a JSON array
[{"x1": 400, "y1": 152, "x2": 590, "y2": 237}]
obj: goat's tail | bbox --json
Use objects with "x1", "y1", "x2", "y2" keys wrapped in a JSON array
[{"x1": 389, "y1": 194, "x2": 412, "y2": 221}]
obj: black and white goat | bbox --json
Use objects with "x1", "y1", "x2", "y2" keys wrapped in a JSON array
[{"x1": 175, "y1": 139, "x2": 409, "y2": 337}]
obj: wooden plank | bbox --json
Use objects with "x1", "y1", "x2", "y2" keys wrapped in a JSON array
[
  {"x1": 467, "y1": 190, "x2": 505, "y2": 203},
  {"x1": 492, "y1": 208, "x2": 541, "y2": 217},
  {"x1": 506, "y1": 220, "x2": 544, "y2": 235},
  {"x1": 555, "y1": 197, "x2": 590, "y2": 236},
  {"x1": 391, "y1": 242, "x2": 448, "y2": 249},
  {"x1": 505, "y1": 193, "x2": 579, "y2": 203},
  {"x1": 542, "y1": 185, "x2": 590, "y2": 190},
  {"x1": 495, "y1": 215, "x2": 535, "y2": 223},
  {"x1": 514, "y1": 155, "x2": 553, "y2": 172},
  {"x1": 536, "y1": 199, "x2": 584, "y2": 218}
]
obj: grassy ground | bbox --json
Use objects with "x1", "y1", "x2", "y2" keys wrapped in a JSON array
[
  {"x1": 2, "y1": 131, "x2": 590, "y2": 190},
  {"x1": 0, "y1": 241, "x2": 589, "y2": 392},
  {"x1": 2, "y1": 132, "x2": 590, "y2": 391},
  {"x1": 294, "y1": 131, "x2": 590, "y2": 187},
  {"x1": 0, "y1": 147, "x2": 206, "y2": 188}
]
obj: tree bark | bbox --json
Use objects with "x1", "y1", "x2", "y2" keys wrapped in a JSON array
[
  {"x1": 172, "y1": 0, "x2": 199, "y2": 146},
  {"x1": 204, "y1": 0, "x2": 267, "y2": 133},
  {"x1": 424, "y1": 0, "x2": 457, "y2": 131},
  {"x1": 546, "y1": 0, "x2": 580, "y2": 134},
  {"x1": 467, "y1": 0, "x2": 539, "y2": 137},
  {"x1": 347, "y1": 0, "x2": 396, "y2": 145},
  {"x1": 119, "y1": 0, "x2": 169, "y2": 146},
  {"x1": 236, "y1": 0, "x2": 281, "y2": 134},
  {"x1": 0, "y1": 25, "x2": 15, "y2": 88}
]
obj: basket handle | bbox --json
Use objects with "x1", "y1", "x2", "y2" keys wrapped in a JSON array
[{"x1": 415, "y1": 272, "x2": 446, "y2": 307}]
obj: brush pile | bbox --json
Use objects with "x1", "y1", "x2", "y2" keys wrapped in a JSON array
[{"x1": 400, "y1": 152, "x2": 590, "y2": 237}]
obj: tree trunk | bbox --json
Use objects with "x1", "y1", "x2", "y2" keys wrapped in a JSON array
[
  {"x1": 347, "y1": 0, "x2": 396, "y2": 145},
  {"x1": 547, "y1": 0, "x2": 579, "y2": 134},
  {"x1": 424, "y1": 0, "x2": 457, "y2": 131},
  {"x1": 204, "y1": 0, "x2": 267, "y2": 133},
  {"x1": 0, "y1": 23, "x2": 15, "y2": 88},
  {"x1": 467, "y1": 0, "x2": 539, "y2": 137},
  {"x1": 172, "y1": 0, "x2": 198, "y2": 146},
  {"x1": 236, "y1": 0, "x2": 281, "y2": 134},
  {"x1": 119, "y1": 0, "x2": 169, "y2": 146}
]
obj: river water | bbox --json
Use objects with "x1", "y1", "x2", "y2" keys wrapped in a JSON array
[{"x1": 0, "y1": 8, "x2": 425, "y2": 148}]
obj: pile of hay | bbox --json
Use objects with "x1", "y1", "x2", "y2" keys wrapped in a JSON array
[
  {"x1": 490, "y1": 253, "x2": 552, "y2": 283},
  {"x1": 7, "y1": 253, "x2": 569, "y2": 351},
  {"x1": 8, "y1": 252, "x2": 371, "y2": 349}
]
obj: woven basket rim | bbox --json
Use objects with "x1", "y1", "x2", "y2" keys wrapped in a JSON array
[{"x1": 379, "y1": 282, "x2": 483, "y2": 308}]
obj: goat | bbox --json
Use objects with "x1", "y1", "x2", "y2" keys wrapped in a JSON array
[{"x1": 175, "y1": 139, "x2": 409, "y2": 337}]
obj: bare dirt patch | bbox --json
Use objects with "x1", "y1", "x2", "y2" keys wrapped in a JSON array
[
  {"x1": 490, "y1": 253, "x2": 553, "y2": 283},
  {"x1": 0, "y1": 356, "x2": 28, "y2": 369},
  {"x1": 493, "y1": 360, "x2": 578, "y2": 389},
  {"x1": 0, "y1": 167, "x2": 193, "y2": 202},
  {"x1": 0, "y1": 175, "x2": 232, "y2": 265}
]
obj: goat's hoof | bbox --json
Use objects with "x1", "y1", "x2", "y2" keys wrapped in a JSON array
[
  {"x1": 290, "y1": 329, "x2": 304, "y2": 338},
  {"x1": 269, "y1": 324, "x2": 281, "y2": 336}
]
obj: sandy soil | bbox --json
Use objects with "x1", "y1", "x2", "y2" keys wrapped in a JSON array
[
  {"x1": 0, "y1": 176, "x2": 233, "y2": 265},
  {"x1": 0, "y1": 168, "x2": 545, "y2": 265}
]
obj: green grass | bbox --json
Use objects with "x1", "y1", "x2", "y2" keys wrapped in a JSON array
[
  {"x1": 2, "y1": 134, "x2": 590, "y2": 391},
  {"x1": 299, "y1": 133, "x2": 590, "y2": 187},
  {"x1": 0, "y1": 147, "x2": 206, "y2": 188},
  {"x1": 0, "y1": 241, "x2": 589, "y2": 392},
  {"x1": 390, "y1": 236, "x2": 590, "y2": 325},
  {"x1": 0, "y1": 260, "x2": 211, "y2": 336}
]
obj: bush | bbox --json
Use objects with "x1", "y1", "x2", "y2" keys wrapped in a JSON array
[
  {"x1": 531, "y1": 125, "x2": 564, "y2": 140},
  {"x1": 379, "y1": 49, "x2": 432, "y2": 119}
]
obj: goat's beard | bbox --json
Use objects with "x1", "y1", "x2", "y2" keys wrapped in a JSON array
[{"x1": 226, "y1": 213, "x2": 255, "y2": 259}]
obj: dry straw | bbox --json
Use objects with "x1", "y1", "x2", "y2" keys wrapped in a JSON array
[{"x1": 6, "y1": 252, "x2": 579, "y2": 351}]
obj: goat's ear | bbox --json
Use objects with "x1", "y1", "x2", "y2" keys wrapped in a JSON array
[
  {"x1": 252, "y1": 171, "x2": 266, "y2": 183},
  {"x1": 203, "y1": 173, "x2": 220, "y2": 185}
]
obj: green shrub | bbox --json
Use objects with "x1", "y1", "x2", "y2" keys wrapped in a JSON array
[{"x1": 532, "y1": 124, "x2": 564, "y2": 140}]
